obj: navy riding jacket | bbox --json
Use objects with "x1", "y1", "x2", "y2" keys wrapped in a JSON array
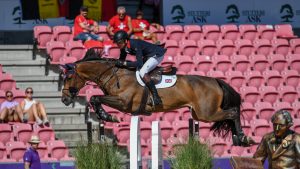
[{"x1": 118, "y1": 39, "x2": 166, "y2": 68}]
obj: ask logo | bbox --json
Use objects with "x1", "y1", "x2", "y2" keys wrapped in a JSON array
[
  {"x1": 171, "y1": 5, "x2": 185, "y2": 23},
  {"x1": 280, "y1": 4, "x2": 294, "y2": 22},
  {"x1": 226, "y1": 4, "x2": 240, "y2": 23}
]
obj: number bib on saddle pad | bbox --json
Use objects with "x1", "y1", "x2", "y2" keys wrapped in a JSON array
[{"x1": 135, "y1": 71, "x2": 177, "y2": 88}]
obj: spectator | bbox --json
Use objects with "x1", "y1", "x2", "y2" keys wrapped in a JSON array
[
  {"x1": 20, "y1": 87, "x2": 49, "y2": 126},
  {"x1": 106, "y1": 6, "x2": 133, "y2": 37},
  {"x1": 0, "y1": 91, "x2": 25, "y2": 123},
  {"x1": 23, "y1": 135, "x2": 41, "y2": 169},
  {"x1": 73, "y1": 6, "x2": 104, "y2": 42},
  {"x1": 132, "y1": 9, "x2": 160, "y2": 44}
]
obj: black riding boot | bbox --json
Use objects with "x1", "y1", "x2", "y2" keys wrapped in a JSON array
[{"x1": 142, "y1": 74, "x2": 162, "y2": 106}]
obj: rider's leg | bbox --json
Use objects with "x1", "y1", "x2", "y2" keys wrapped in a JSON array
[{"x1": 139, "y1": 56, "x2": 164, "y2": 105}]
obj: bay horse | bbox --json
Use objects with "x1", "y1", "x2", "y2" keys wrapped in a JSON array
[{"x1": 61, "y1": 49, "x2": 254, "y2": 146}]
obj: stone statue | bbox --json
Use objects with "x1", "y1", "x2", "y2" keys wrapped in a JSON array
[{"x1": 253, "y1": 109, "x2": 300, "y2": 169}]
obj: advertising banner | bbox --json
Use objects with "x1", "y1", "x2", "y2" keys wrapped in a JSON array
[{"x1": 162, "y1": 0, "x2": 300, "y2": 27}]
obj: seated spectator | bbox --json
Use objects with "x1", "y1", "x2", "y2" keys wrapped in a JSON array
[
  {"x1": 106, "y1": 6, "x2": 133, "y2": 38},
  {"x1": 0, "y1": 91, "x2": 24, "y2": 123},
  {"x1": 74, "y1": 6, "x2": 104, "y2": 42},
  {"x1": 20, "y1": 87, "x2": 49, "y2": 126},
  {"x1": 132, "y1": 9, "x2": 160, "y2": 44}
]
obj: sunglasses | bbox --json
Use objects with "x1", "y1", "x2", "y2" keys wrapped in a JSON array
[
  {"x1": 6, "y1": 95, "x2": 13, "y2": 98},
  {"x1": 26, "y1": 91, "x2": 33, "y2": 94},
  {"x1": 118, "y1": 13, "x2": 125, "y2": 16}
]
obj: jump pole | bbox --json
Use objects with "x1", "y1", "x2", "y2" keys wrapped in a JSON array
[{"x1": 130, "y1": 116, "x2": 142, "y2": 169}]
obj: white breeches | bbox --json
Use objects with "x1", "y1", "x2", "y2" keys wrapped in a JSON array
[{"x1": 139, "y1": 56, "x2": 163, "y2": 78}]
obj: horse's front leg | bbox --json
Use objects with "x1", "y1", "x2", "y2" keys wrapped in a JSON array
[{"x1": 89, "y1": 95, "x2": 120, "y2": 122}]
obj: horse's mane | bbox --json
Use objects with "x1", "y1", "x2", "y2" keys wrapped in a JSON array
[{"x1": 75, "y1": 48, "x2": 116, "y2": 64}]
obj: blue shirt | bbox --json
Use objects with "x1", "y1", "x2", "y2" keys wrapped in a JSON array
[{"x1": 23, "y1": 147, "x2": 41, "y2": 169}]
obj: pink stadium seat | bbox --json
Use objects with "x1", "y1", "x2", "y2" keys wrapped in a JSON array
[
  {"x1": 231, "y1": 54, "x2": 250, "y2": 73},
  {"x1": 249, "y1": 54, "x2": 269, "y2": 74},
  {"x1": 255, "y1": 101, "x2": 276, "y2": 121},
  {"x1": 267, "y1": 54, "x2": 288, "y2": 73},
  {"x1": 173, "y1": 120, "x2": 189, "y2": 140},
  {"x1": 160, "y1": 55, "x2": 175, "y2": 67},
  {"x1": 240, "y1": 86, "x2": 261, "y2": 105},
  {"x1": 59, "y1": 55, "x2": 77, "y2": 64},
  {"x1": 0, "y1": 124, "x2": 13, "y2": 145},
  {"x1": 142, "y1": 113, "x2": 159, "y2": 122},
  {"x1": 212, "y1": 55, "x2": 232, "y2": 73},
  {"x1": 253, "y1": 39, "x2": 273, "y2": 56},
  {"x1": 286, "y1": 54, "x2": 300, "y2": 73},
  {"x1": 193, "y1": 54, "x2": 214, "y2": 74},
  {"x1": 12, "y1": 123, "x2": 33, "y2": 144},
  {"x1": 6, "y1": 141, "x2": 26, "y2": 162},
  {"x1": 179, "y1": 40, "x2": 198, "y2": 56},
  {"x1": 249, "y1": 136, "x2": 262, "y2": 153},
  {"x1": 239, "y1": 24, "x2": 257, "y2": 41},
  {"x1": 115, "y1": 126, "x2": 130, "y2": 145},
  {"x1": 241, "y1": 102, "x2": 257, "y2": 122},
  {"x1": 274, "y1": 24, "x2": 297, "y2": 39},
  {"x1": 259, "y1": 86, "x2": 279, "y2": 104},
  {"x1": 46, "y1": 41, "x2": 66, "y2": 65},
  {"x1": 149, "y1": 25, "x2": 166, "y2": 41},
  {"x1": 34, "y1": 26, "x2": 53, "y2": 49},
  {"x1": 0, "y1": 75, "x2": 17, "y2": 91},
  {"x1": 47, "y1": 140, "x2": 70, "y2": 160},
  {"x1": 33, "y1": 125, "x2": 55, "y2": 144},
  {"x1": 273, "y1": 102, "x2": 294, "y2": 116},
  {"x1": 202, "y1": 25, "x2": 221, "y2": 41},
  {"x1": 0, "y1": 142, "x2": 13, "y2": 161},
  {"x1": 278, "y1": 86, "x2": 298, "y2": 104},
  {"x1": 263, "y1": 70, "x2": 283, "y2": 89},
  {"x1": 198, "y1": 40, "x2": 217, "y2": 56},
  {"x1": 271, "y1": 39, "x2": 291, "y2": 56},
  {"x1": 52, "y1": 26, "x2": 72, "y2": 44},
  {"x1": 293, "y1": 102, "x2": 300, "y2": 118},
  {"x1": 11, "y1": 89, "x2": 26, "y2": 103},
  {"x1": 293, "y1": 119, "x2": 300, "y2": 133},
  {"x1": 226, "y1": 70, "x2": 246, "y2": 90},
  {"x1": 221, "y1": 24, "x2": 240, "y2": 41},
  {"x1": 174, "y1": 55, "x2": 195, "y2": 73},
  {"x1": 85, "y1": 88, "x2": 104, "y2": 103},
  {"x1": 187, "y1": 70, "x2": 205, "y2": 76},
  {"x1": 177, "y1": 108, "x2": 190, "y2": 121},
  {"x1": 140, "y1": 122, "x2": 151, "y2": 142},
  {"x1": 184, "y1": 25, "x2": 202, "y2": 41},
  {"x1": 244, "y1": 70, "x2": 265, "y2": 89},
  {"x1": 78, "y1": 85, "x2": 94, "y2": 97},
  {"x1": 251, "y1": 119, "x2": 271, "y2": 137},
  {"x1": 216, "y1": 39, "x2": 236, "y2": 56},
  {"x1": 242, "y1": 121, "x2": 252, "y2": 136},
  {"x1": 257, "y1": 25, "x2": 276, "y2": 41},
  {"x1": 37, "y1": 142, "x2": 56, "y2": 161},
  {"x1": 160, "y1": 121, "x2": 173, "y2": 141},
  {"x1": 161, "y1": 110, "x2": 180, "y2": 124},
  {"x1": 290, "y1": 39, "x2": 300, "y2": 54},
  {"x1": 229, "y1": 146, "x2": 248, "y2": 156},
  {"x1": 165, "y1": 25, "x2": 184, "y2": 42},
  {"x1": 65, "y1": 41, "x2": 86, "y2": 60},
  {"x1": 206, "y1": 70, "x2": 227, "y2": 81},
  {"x1": 96, "y1": 25, "x2": 110, "y2": 41},
  {"x1": 164, "y1": 40, "x2": 179, "y2": 56},
  {"x1": 199, "y1": 122, "x2": 212, "y2": 139},
  {"x1": 235, "y1": 39, "x2": 255, "y2": 57},
  {"x1": 210, "y1": 138, "x2": 227, "y2": 157},
  {"x1": 282, "y1": 70, "x2": 300, "y2": 88}
]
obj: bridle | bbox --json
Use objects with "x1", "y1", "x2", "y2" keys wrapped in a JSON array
[{"x1": 62, "y1": 61, "x2": 120, "y2": 100}]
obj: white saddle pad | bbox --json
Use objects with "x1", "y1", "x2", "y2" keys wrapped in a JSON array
[{"x1": 136, "y1": 71, "x2": 177, "y2": 88}]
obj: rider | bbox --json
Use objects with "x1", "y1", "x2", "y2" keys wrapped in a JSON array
[{"x1": 113, "y1": 30, "x2": 166, "y2": 106}]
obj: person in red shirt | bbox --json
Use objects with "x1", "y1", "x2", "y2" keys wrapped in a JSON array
[
  {"x1": 74, "y1": 6, "x2": 103, "y2": 42},
  {"x1": 106, "y1": 6, "x2": 133, "y2": 37},
  {"x1": 132, "y1": 9, "x2": 160, "y2": 44}
]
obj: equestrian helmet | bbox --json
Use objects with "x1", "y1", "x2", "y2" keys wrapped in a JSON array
[{"x1": 113, "y1": 30, "x2": 128, "y2": 43}]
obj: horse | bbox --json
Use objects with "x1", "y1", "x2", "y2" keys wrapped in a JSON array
[{"x1": 61, "y1": 49, "x2": 254, "y2": 147}]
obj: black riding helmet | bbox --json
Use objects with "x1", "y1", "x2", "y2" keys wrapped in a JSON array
[{"x1": 113, "y1": 30, "x2": 129, "y2": 43}]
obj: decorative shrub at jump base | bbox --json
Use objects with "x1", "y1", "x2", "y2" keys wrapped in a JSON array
[
  {"x1": 171, "y1": 138, "x2": 213, "y2": 169},
  {"x1": 74, "y1": 142, "x2": 123, "y2": 169}
]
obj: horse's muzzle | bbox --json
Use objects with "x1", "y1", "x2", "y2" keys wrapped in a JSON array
[{"x1": 61, "y1": 96, "x2": 72, "y2": 106}]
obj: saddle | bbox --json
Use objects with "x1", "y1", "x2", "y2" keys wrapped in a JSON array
[{"x1": 149, "y1": 65, "x2": 177, "y2": 84}]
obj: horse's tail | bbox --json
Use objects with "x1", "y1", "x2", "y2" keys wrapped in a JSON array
[{"x1": 211, "y1": 78, "x2": 241, "y2": 138}]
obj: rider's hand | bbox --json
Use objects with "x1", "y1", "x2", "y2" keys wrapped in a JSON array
[{"x1": 115, "y1": 60, "x2": 126, "y2": 67}]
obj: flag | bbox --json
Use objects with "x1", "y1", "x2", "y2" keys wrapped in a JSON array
[
  {"x1": 83, "y1": 0, "x2": 102, "y2": 21},
  {"x1": 38, "y1": 0, "x2": 60, "y2": 19}
]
